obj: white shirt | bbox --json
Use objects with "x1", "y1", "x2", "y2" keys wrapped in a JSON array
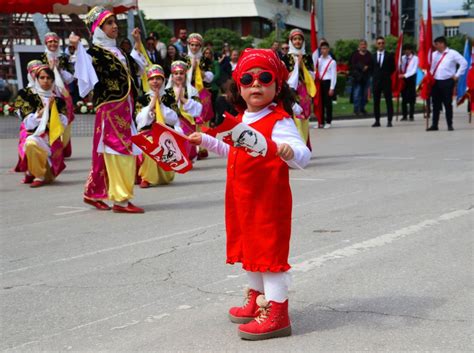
[
  {"x1": 430, "y1": 48, "x2": 468, "y2": 80},
  {"x1": 400, "y1": 54, "x2": 418, "y2": 78},
  {"x1": 377, "y1": 50, "x2": 385, "y2": 67},
  {"x1": 135, "y1": 95, "x2": 179, "y2": 131},
  {"x1": 200, "y1": 104, "x2": 311, "y2": 169},
  {"x1": 317, "y1": 56, "x2": 337, "y2": 90}
]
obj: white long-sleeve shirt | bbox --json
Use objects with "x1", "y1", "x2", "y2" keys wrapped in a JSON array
[
  {"x1": 430, "y1": 48, "x2": 468, "y2": 80},
  {"x1": 317, "y1": 56, "x2": 337, "y2": 90},
  {"x1": 74, "y1": 42, "x2": 147, "y2": 98},
  {"x1": 400, "y1": 54, "x2": 418, "y2": 78},
  {"x1": 74, "y1": 42, "x2": 145, "y2": 156},
  {"x1": 23, "y1": 96, "x2": 68, "y2": 155},
  {"x1": 200, "y1": 104, "x2": 311, "y2": 169},
  {"x1": 136, "y1": 96, "x2": 179, "y2": 130}
]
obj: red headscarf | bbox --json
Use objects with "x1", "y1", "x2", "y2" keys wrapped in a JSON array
[{"x1": 232, "y1": 48, "x2": 288, "y2": 91}]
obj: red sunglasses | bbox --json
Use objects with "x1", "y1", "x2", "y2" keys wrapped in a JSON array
[{"x1": 239, "y1": 71, "x2": 275, "y2": 87}]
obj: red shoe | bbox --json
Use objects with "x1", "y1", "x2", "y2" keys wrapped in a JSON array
[
  {"x1": 228, "y1": 288, "x2": 263, "y2": 324},
  {"x1": 238, "y1": 295, "x2": 291, "y2": 340},
  {"x1": 139, "y1": 180, "x2": 151, "y2": 188},
  {"x1": 30, "y1": 179, "x2": 45, "y2": 188},
  {"x1": 197, "y1": 149, "x2": 209, "y2": 160},
  {"x1": 112, "y1": 202, "x2": 145, "y2": 214},
  {"x1": 22, "y1": 174, "x2": 35, "y2": 184},
  {"x1": 83, "y1": 198, "x2": 111, "y2": 211}
]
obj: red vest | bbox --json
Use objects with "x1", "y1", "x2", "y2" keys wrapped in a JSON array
[{"x1": 225, "y1": 107, "x2": 292, "y2": 272}]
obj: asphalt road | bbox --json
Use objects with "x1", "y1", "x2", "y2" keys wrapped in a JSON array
[{"x1": 1, "y1": 113, "x2": 473, "y2": 352}]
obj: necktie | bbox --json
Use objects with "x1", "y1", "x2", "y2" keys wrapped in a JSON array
[{"x1": 378, "y1": 53, "x2": 382, "y2": 67}]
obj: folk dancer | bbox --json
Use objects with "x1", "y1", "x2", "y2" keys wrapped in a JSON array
[
  {"x1": 135, "y1": 64, "x2": 179, "y2": 188},
  {"x1": 14, "y1": 65, "x2": 68, "y2": 187},
  {"x1": 69, "y1": 6, "x2": 147, "y2": 213}
]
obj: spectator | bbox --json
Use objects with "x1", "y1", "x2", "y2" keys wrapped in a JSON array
[
  {"x1": 371, "y1": 36, "x2": 395, "y2": 127},
  {"x1": 281, "y1": 43, "x2": 290, "y2": 57},
  {"x1": 119, "y1": 38, "x2": 132, "y2": 55},
  {"x1": 145, "y1": 36, "x2": 162, "y2": 65},
  {"x1": 174, "y1": 28, "x2": 188, "y2": 57},
  {"x1": 350, "y1": 39, "x2": 373, "y2": 116},
  {"x1": 149, "y1": 31, "x2": 166, "y2": 60},
  {"x1": 163, "y1": 44, "x2": 179, "y2": 78},
  {"x1": 213, "y1": 79, "x2": 237, "y2": 127},
  {"x1": 271, "y1": 41, "x2": 282, "y2": 58},
  {"x1": 399, "y1": 43, "x2": 418, "y2": 121},
  {"x1": 203, "y1": 47, "x2": 221, "y2": 107}
]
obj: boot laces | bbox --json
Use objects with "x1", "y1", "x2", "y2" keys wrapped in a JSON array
[
  {"x1": 242, "y1": 291, "x2": 251, "y2": 308},
  {"x1": 255, "y1": 304, "x2": 271, "y2": 324}
]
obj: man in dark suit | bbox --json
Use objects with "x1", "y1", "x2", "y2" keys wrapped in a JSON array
[
  {"x1": 145, "y1": 36, "x2": 162, "y2": 65},
  {"x1": 371, "y1": 36, "x2": 395, "y2": 127}
]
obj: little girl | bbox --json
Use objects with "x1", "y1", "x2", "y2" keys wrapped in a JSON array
[
  {"x1": 14, "y1": 65, "x2": 68, "y2": 187},
  {"x1": 135, "y1": 64, "x2": 179, "y2": 188},
  {"x1": 189, "y1": 49, "x2": 311, "y2": 340}
]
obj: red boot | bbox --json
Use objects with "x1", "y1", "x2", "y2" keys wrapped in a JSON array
[
  {"x1": 228, "y1": 288, "x2": 262, "y2": 324},
  {"x1": 238, "y1": 295, "x2": 291, "y2": 340}
]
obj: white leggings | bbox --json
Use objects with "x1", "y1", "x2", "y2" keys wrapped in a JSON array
[{"x1": 246, "y1": 271, "x2": 291, "y2": 303}]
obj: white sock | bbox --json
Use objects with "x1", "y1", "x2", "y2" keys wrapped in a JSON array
[
  {"x1": 114, "y1": 201, "x2": 128, "y2": 207},
  {"x1": 246, "y1": 271, "x2": 264, "y2": 293},
  {"x1": 262, "y1": 272, "x2": 291, "y2": 303}
]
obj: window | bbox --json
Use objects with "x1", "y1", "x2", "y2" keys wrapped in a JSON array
[{"x1": 445, "y1": 26, "x2": 459, "y2": 37}]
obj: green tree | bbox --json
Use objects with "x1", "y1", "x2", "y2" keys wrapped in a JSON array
[
  {"x1": 203, "y1": 28, "x2": 253, "y2": 51},
  {"x1": 462, "y1": 0, "x2": 473, "y2": 10},
  {"x1": 447, "y1": 35, "x2": 466, "y2": 53},
  {"x1": 144, "y1": 20, "x2": 173, "y2": 44},
  {"x1": 333, "y1": 39, "x2": 359, "y2": 63},
  {"x1": 257, "y1": 30, "x2": 292, "y2": 49}
]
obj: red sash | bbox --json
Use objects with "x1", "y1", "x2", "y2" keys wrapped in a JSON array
[{"x1": 317, "y1": 58, "x2": 333, "y2": 80}]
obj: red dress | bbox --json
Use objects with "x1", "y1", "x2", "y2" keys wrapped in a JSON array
[{"x1": 225, "y1": 107, "x2": 292, "y2": 272}]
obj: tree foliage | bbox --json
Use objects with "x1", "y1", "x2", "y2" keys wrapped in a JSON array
[{"x1": 203, "y1": 28, "x2": 253, "y2": 51}]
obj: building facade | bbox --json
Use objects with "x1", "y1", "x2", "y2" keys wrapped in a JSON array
[{"x1": 139, "y1": 0, "x2": 423, "y2": 44}]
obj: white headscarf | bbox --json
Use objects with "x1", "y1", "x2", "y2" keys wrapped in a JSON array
[
  {"x1": 287, "y1": 35, "x2": 307, "y2": 90},
  {"x1": 32, "y1": 71, "x2": 55, "y2": 137},
  {"x1": 92, "y1": 27, "x2": 117, "y2": 48},
  {"x1": 44, "y1": 47, "x2": 66, "y2": 95}
]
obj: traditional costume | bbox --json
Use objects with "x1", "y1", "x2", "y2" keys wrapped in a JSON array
[
  {"x1": 74, "y1": 6, "x2": 147, "y2": 213},
  {"x1": 14, "y1": 60, "x2": 43, "y2": 173},
  {"x1": 41, "y1": 32, "x2": 75, "y2": 157},
  {"x1": 162, "y1": 60, "x2": 202, "y2": 160},
  {"x1": 14, "y1": 64, "x2": 68, "y2": 187},
  {"x1": 135, "y1": 65, "x2": 179, "y2": 187},
  {"x1": 199, "y1": 49, "x2": 311, "y2": 340},
  {"x1": 282, "y1": 29, "x2": 315, "y2": 148},
  {"x1": 185, "y1": 33, "x2": 214, "y2": 159}
]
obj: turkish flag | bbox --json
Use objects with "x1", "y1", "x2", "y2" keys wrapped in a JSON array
[
  {"x1": 205, "y1": 112, "x2": 277, "y2": 158},
  {"x1": 131, "y1": 123, "x2": 193, "y2": 174},
  {"x1": 391, "y1": 33, "x2": 405, "y2": 98}
]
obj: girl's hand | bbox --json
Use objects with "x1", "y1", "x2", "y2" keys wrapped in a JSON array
[
  {"x1": 48, "y1": 96, "x2": 55, "y2": 108},
  {"x1": 131, "y1": 28, "x2": 142, "y2": 51},
  {"x1": 277, "y1": 143, "x2": 294, "y2": 161},
  {"x1": 188, "y1": 132, "x2": 202, "y2": 145},
  {"x1": 131, "y1": 28, "x2": 141, "y2": 43},
  {"x1": 37, "y1": 108, "x2": 44, "y2": 117}
]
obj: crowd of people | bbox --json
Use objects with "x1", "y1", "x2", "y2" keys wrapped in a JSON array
[{"x1": 11, "y1": 5, "x2": 472, "y2": 342}]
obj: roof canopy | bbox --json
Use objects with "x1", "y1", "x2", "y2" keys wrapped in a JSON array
[{"x1": 1, "y1": 0, "x2": 137, "y2": 14}]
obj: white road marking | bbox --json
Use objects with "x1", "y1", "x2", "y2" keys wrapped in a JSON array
[
  {"x1": 443, "y1": 158, "x2": 461, "y2": 161},
  {"x1": 0, "y1": 222, "x2": 223, "y2": 276},
  {"x1": 290, "y1": 178, "x2": 326, "y2": 181},
  {"x1": 292, "y1": 208, "x2": 473, "y2": 273},
  {"x1": 110, "y1": 320, "x2": 140, "y2": 330},
  {"x1": 5, "y1": 208, "x2": 471, "y2": 351},
  {"x1": 177, "y1": 305, "x2": 192, "y2": 310},
  {"x1": 54, "y1": 206, "x2": 89, "y2": 216},
  {"x1": 353, "y1": 156, "x2": 416, "y2": 160}
]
